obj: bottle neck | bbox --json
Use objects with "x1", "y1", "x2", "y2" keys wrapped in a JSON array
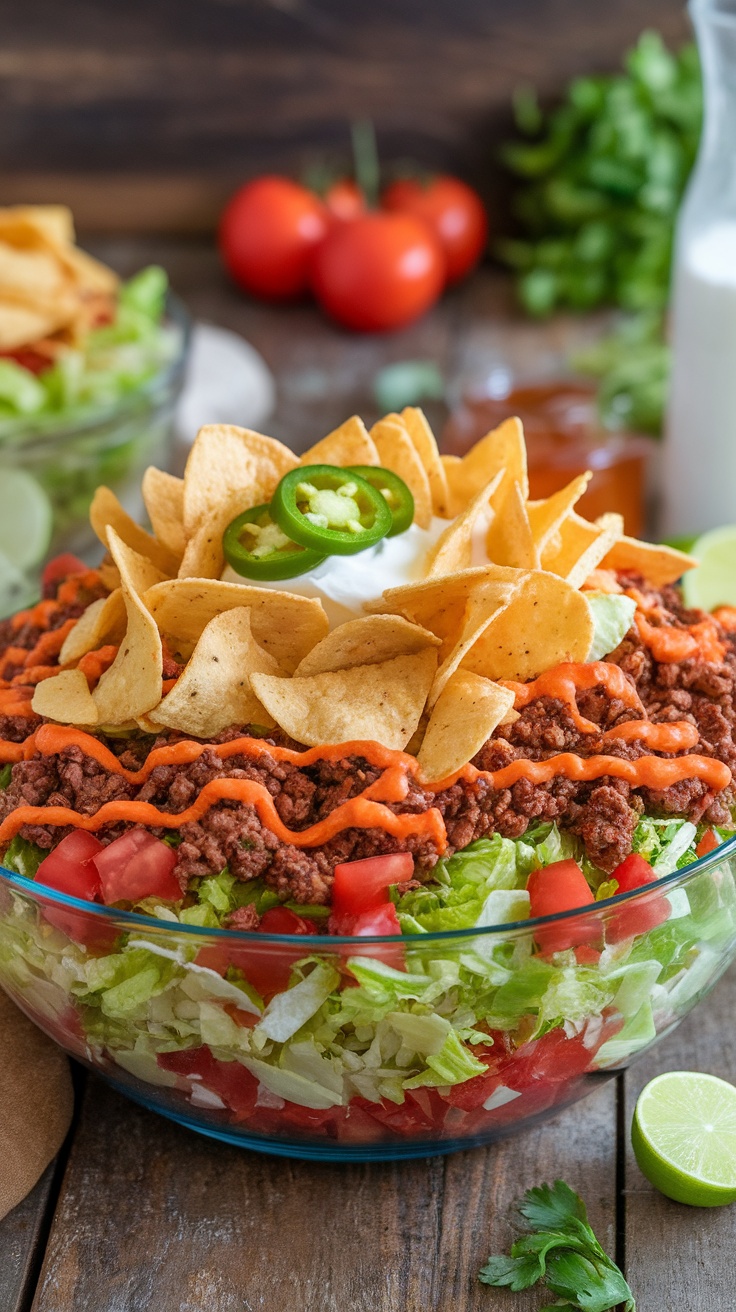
[{"x1": 693, "y1": 2, "x2": 736, "y2": 162}]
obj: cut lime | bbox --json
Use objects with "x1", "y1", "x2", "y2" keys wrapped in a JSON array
[
  {"x1": 632, "y1": 1071, "x2": 736, "y2": 1206},
  {"x1": 0, "y1": 468, "x2": 53, "y2": 570},
  {"x1": 0, "y1": 548, "x2": 40, "y2": 620},
  {"x1": 682, "y1": 525, "x2": 736, "y2": 612}
]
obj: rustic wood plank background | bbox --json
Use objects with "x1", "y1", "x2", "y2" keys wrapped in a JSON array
[{"x1": 1, "y1": 0, "x2": 690, "y2": 232}]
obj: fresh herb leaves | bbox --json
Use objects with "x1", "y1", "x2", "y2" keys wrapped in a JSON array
[{"x1": 479, "y1": 1180, "x2": 635, "y2": 1312}]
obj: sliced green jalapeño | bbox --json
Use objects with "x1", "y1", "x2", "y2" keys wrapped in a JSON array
[
  {"x1": 222, "y1": 503, "x2": 327, "y2": 581},
  {"x1": 347, "y1": 465, "x2": 414, "y2": 537},
  {"x1": 270, "y1": 464, "x2": 392, "y2": 556}
]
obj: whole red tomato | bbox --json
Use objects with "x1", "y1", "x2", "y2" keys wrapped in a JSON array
[
  {"x1": 310, "y1": 212, "x2": 444, "y2": 332},
  {"x1": 324, "y1": 178, "x2": 366, "y2": 222},
  {"x1": 382, "y1": 175, "x2": 488, "y2": 284},
  {"x1": 219, "y1": 176, "x2": 328, "y2": 301}
]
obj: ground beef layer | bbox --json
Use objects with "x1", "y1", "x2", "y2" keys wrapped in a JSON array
[{"x1": 0, "y1": 574, "x2": 734, "y2": 901}]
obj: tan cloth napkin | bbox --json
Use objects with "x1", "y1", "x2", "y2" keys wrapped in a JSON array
[{"x1": 0, "y1": 989, "x2": 74, "y2": 1220}]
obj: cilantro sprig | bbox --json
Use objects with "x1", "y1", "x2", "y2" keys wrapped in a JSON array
[{"x1": 478, "y1": 1179, "x2": 635, "y2": 1312}]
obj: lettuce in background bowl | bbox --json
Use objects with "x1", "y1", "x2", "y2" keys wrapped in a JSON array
[{"x1": 0, "y1": 268, "x2": 190, "y2": 618}]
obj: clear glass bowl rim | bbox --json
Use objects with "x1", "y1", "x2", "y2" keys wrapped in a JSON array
[
  {"x1": 2, "y1": 831, "x2": 734, "y2": 947},
  {"x1": 0, "y1": 290, "x2": 191, "y2": 451}
]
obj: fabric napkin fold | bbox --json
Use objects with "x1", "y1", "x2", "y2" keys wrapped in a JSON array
[{"x1": 0, "y1": 989, "x2": 73, "y2": 1220}]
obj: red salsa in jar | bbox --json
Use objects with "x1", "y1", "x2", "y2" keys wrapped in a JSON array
[{"x1": 443, "y1": 380, "x2": 652, "y2": 537}]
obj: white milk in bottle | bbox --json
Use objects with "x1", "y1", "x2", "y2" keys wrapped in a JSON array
[{"x1": 661, "y1": 0, "x2": 736, "y2": 538}]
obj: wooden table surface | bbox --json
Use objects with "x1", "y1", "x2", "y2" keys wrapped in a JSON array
[{"x1": 2, "y1": 244, "x2": 735, "y2": 1312}]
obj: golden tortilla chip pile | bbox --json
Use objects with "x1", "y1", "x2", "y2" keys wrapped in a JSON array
[
  {"x1": 0, "y1": 205, "x2": 118, "y2": 352},
  {"x1": 32, "y1": 410, "x2": 696, "y2": 783}
]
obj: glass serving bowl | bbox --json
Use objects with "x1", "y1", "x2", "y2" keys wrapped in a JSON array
[
  {"x1": 0, "y1": 294, "x2": 190, "y2": 619},
  {"x1": 1, "y1": 836, "x2": 735, "y2": 1162}
]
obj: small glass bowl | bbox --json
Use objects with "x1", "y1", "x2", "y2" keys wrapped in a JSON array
[
  {"x1": 0, "y1": 294, "x2": 190, "y2": 617},
  {"x1": 1, "y1": 836, "x2": 735, "y2": 1162}
]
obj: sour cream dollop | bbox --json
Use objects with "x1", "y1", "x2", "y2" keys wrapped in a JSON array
[{"x1": 221, "y1": 518, "x2": 448, "y2": 627}]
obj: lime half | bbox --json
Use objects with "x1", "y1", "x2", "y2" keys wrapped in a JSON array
[
  {"x1": 682, "y1": 525, "x2": 736, "y2": 612},
  {"x1": 0, "y1": 468, "x2": 53, "y2": 570},
  {"x1": 632, "y1": 1071, "x2": 736, "y2": 1206},
  {"x1": 0, "y1": 548, "x2": 40, "y2": 620}
]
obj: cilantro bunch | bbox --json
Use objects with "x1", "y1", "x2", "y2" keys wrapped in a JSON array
[
  {"x1": 479, "y1": 1179, "x2": 635, "y2": 1311},
  {"x1": 500, "y1": 32, "x2": 702, "y2": 319}
]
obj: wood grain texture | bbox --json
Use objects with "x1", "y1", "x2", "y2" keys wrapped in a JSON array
[
  {"x1": 0, "y1": 0, "x2": 690, "y2": 230},
  {"x1": 30, "y1": 1075, "x2": 617, "y2": 1312},
  {"x1": 623, "y1": 967, "x2": 736, "y2": 1310},
  {"x1": 0, "y1": 1165, "x2": 56, "y2": 1312}
]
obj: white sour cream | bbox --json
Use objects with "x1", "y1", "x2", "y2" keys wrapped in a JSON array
[{"x1": 221, "y1": 518, "x2": 448, "y2": 626}]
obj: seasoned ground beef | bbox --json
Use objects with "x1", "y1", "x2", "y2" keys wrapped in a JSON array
[{"x1": 1, "y1": 574, "x2": 734, "y2": 897}]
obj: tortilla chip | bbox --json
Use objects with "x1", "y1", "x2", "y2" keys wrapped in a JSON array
[
  {"x1": 600, "y1": 535, "x2": 697, "y2": 586},
  {"x1": 144, "y1": 578, "x2": 329, "y2": 674},
  {"x1": 1, "y1": 205, "x2": 75, "y2": 246},
  {"x1": 429, "y1": 584, "x2": 517, "y2": 705},
  {"x1": 0, "y1": 240, "x2": 69, "y2": 302},
  {"x1": 527, "y1": 474, "x2": 592, "y2": 558},
  {"x1": 300, "y1": 415, "x2": 379, "y2": 469},
  {"x1": 542, "y1": 511, "x2": 620, "y2": 589},
  {"x1": 142, "y1": 467, "x2": 186, "y2": 558},
  {"x1": 149, "y1": 607, "x2": 279, "y2": 737},
  {"x1": 177, "y1": 521, "x2": 226, "y2": 580},
  {"x1": 0, "y1": 300, "x2": 64, "y2": 351},
  {"x1": 92, "y1": 528, "x2": 163, "y2": 725},
  {"x1": 417, "y1": 671, "x2": 516, "y2": 782},
  {"x1": 400, "y1": 407, "x2": 450, "y2": 517},
  {"x1": 59, "y1": 590, "x2": 127, "y2": 665},
  {"x1": 366, "y1": 565, "x2": 519, "y2": 652},
  {"x1": 90, "y1": 486, "x2": 179, "y2": 578},
  {"x1": 251, "y1": 648, "x2": 437, "y2": 750},
  {"x1": 370, "y1": 416, "x2": 433, "y2": 529},
  {"x1": 486, "y1": 479, "x2": 539, "y2": 570},
  {"x1": 460, "y1": 570, "x2": 595, "y2": 683},
  {"x1": 424, "y1": 471, "x2": 504, "y2": 577},
  {"x1": 445, "y1": 417, "x2": 528, "y2": 513},
  {"x1": 31, "y1": 668, "x2": 99, "y2": 726},
  {"x1": 294, "y1": 614, "x2": 440, "y2": 677},
  {"x1": 183, "y1": 424, "x2": 298, "y2": 537}
]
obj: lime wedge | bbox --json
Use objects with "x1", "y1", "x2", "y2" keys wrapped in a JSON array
[
  {"x1": 0, "y1": 548, "x2": 40, "y2": 620},
  {"x1": 632, "y1": 1071, "x2": 736, "y2": 1206},
  {"x1": 0, "y1": 468, "x2": 53, "y2": 570},
  {"x1": 682, "y1": 525, "x2": 736, "y2": 612}
]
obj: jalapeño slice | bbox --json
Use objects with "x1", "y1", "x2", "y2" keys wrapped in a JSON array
[
  {"x1": 347, "y1": 465, "x2": 414, "y2": 537},
  {"x1": 222, "y1": 503, "x2": 326, "y2": 581},
  {"x1": 270, "y1": 464, "x2": 392, "y2": 556}
]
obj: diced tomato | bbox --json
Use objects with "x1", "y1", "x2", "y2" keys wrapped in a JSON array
[
  {"x1": 696, "y1": 828, "x2": 720, "y2": 858},
  {"x1": 0, "y1": 347, "x2": 52, "y2": 375},
  {"x1": 93, "y1": 829, "x2": 182, "y2": 905},
  {"x1": 41, "y1": 553, "x2": 88, "y2": 593},
  {"x1": 35, "y1": 831, "x2": 120, "y2": 950},
  {"x1": 338, "y1": 902, "x2": 405, "y2": 970},
  {"x1": 37, "y1": 831, "x2": 104, "y2": 902},
  {"x1": 196, "y1": 906, "x2": 319, "y2": 1001},
  {"x1": 606, "y1": 852, "x2": 670, "y2": 943},
  {"x1": 574, "y1": 944, "x2": 602, "y2": 966},
  {"x1": 158, "y1": 1045, "x2": 259, "y2": 1119},
  {"x1": 332, "y1": 852, "x2": 414, "y2": 922},
  {"x1": 258, "y1": 906, "x2": 318, "y2": 935},
  {"x1": 527, "y1": 860, "x2": 598, "y2": 954}
]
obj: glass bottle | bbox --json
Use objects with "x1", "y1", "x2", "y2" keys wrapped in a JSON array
[{"x1": 662, "y1": 0, "x2": 736, "y2": 537}]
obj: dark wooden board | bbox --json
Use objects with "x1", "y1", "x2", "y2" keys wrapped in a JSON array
[
  {"x1": 623, "y1": 967, "x2": 736, "y2": 1309},
  {"x1": 30, "y1": 1075, "x2": 617, "y2": 1312},
  {"x1": 0, "y1": 1165, "x2": 56, "y2": 1312},
  {"x1": 1, "y1": 0, "x2": 690, "y2": 230}
]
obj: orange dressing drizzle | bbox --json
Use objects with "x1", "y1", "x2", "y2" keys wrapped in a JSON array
[
  {"x1": 713, "y1": 606, "x2": 736, "y2": 634},
  {"x1": 0, "y1": 724, "x2": 729, "y2": 849}
]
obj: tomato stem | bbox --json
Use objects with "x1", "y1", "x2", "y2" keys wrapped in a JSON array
[{"x1": 351, "y1": 118, "x2": 380, "y2": 209}]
